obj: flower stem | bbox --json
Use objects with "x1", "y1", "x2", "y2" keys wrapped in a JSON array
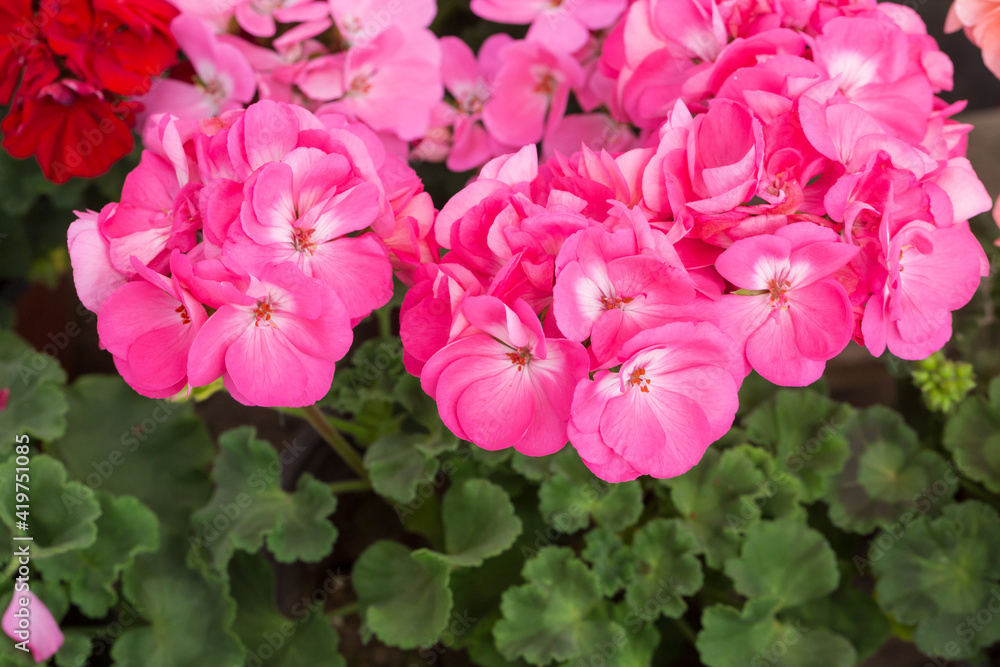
[
  {"x1": 328, "y1": 602, "x2": 358, "y2": 619},
  {"x1": 673, "y1": 617, "x2": 697, "y2": 643},
  {"x1": 960, "y1": 478, "x2": 1000, "y2": 510},
  {"x1": 301, "y1": 404, "x2": 369, "y2": 481},
  {"x1": 329, "y1": 479, "x2": 372, "y2": 495}
]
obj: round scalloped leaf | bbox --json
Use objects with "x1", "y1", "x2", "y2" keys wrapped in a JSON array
[
  {"x1": 35, "y1": 491, "x2": 159, "y2": 618},
  {"x1": 112, "y1": 538, "x2": 244, "y2": 667},
  {"x1": 0, "y1": 329, "x2": 68, "y2": 447},
  {"x1": 581, "y1": 527, "x2": 636, "y2": 597},
  {"x1": 0, "y1": 454, "x2": 100, "y2": 558},
  {"x1": 625, "y1": 519, "x2": 703, "y2": 621},
  {"x1": 191, "y1": 427, "x2": 338, "y2": 571},
  {"x1": 47, "y1": 375, "x2": 214, "y2": 534},
  {"x1": 665, "y1": 446, "x2": 767, "y2": 568},
  {"x1": 353, "y1": 541, "x2": 454, "y2": 649},
  {"x1": 697, "y1": 598, "x2": 857, "y2": 667},
  {"x1": 538, "y1": 449, "x2": 643, "y2": 534},
  {"x1": 942, "y1": 376, "x2": 1000, "y2": 493},
  {"x1": 871, "y1": 501, "x2": 1000, "y2": 659},
  {"x1": 228, "y1": 552, "x2": 346, "y2": 667},
  {"x1": 493, "y1": 547, "x2": 614, "y2": 665},
  {"x1": 743, "y1": 389, "x2": 852, "y2": 502},
  {"x1": 442, "y1": 478, "x2": 522, "y2": 567},
  {"x1": 826, "y1": 406, "x2": 955, "y2": 534},
  {"x1": 724, "y1": 517, "x2": 838, "y2": 610},
  {"x1": 364, "y1": 432, "x2": 440, "y2": 504}
]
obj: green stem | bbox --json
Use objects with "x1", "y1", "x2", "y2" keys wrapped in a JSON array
[
  {"x1": 329, "y1": 479, "x2": 372, "y2": 495},
  {"x1": 2, "y1": 557, "x2": 18, "y2": 579},
  {"x1": 300, "y1": 404, "x2": 369, "y2": 481},
  {"x1": 376, "y1": 306, "x2": 392, "y2": 340},
  {"x1": 328, "y1": 602, "x2": 358, "y2": 619},
  {"x1": 960, "y1": 478, "x2": 1000, "y2": 510},
  {"x1": 673, "y1": 617, "x2": 697, "y2": 643}
]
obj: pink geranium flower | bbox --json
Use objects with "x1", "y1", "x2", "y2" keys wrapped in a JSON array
[
  {"x1": 715, "y1": 222, "x2": 859, "y2": 386},
  {"x1": 2, "y1": 591, "x2": 63, "y2": 663},
  {"x1": 568, "y1": 322, "x2": 742, "y2": 482},
  {"x1": 187, "y1": 262, "x2": 353, "y2": 407},
  {"x1": 420, "y1": 296, "x2": 589, "y2": 456},
  {"x1": 471, "y1": 0, "x2": 626, "y2": 53}
]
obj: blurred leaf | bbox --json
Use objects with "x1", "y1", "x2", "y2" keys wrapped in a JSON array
[
  {"x1": 364, "y1": 432, "x2": 440, "y2": 504},
  {"x1": 871, "y1": 501, "x2": 1000, "y2": 659},
  {"x1": 743, "y1": 390, "x2": 852, "y2": 502},
  {"x1": 47, "y1": 375, "x2": 214, "y2": 534},
  {"x1": 724, "y1": 517, "x2": 839, "y2": 610},
  {"x1": 943, "y1": 376, "x2": 1000, "y2": 493},
  {"x1": 0, "y1": 329, "x2": 68, "y2": 447},
  {"x1": 538, "y1": 449, "x2": 643, "y2": 534},
  {"x1": 666, "y1": 447, "x2": 766, "y2": 568},
  {"x1": 113, "y1": 538, "x2": 244, "y2": 667},
  {"x1": 54, "y1": 630, "x2": 93, "y2": 667},
  {"x1": 354, "y1": 541, "x2": 453, "y2": 649},
  {"x1": 625, "y1": 519, "x2": 703, "y2": 621},
  {"x1": 494, "y1": 547, "x2": 614, "y2": 665},
  {"x1": 36, "y1": 492, "x2": 158, "y2": 618},
  {"x1": 697, "y1": 598, "x2": 856, "y2": 667},
  {"x1": 442, "y1": 479, "x2": 522, "y2": 567},
  {"x1": 191, "y1": 427, "x2": 337, "y2": 571},
  {"x1": 229, "y1": 552, "x2": 346, "y2": 667},
  {"x1": 826, "y1": 406, "x2": 955, "y2": 534},
  {"x1": 581, "y1": 527, "x2": 635, "y2": 597}
]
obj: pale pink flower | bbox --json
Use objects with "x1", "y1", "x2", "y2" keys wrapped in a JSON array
[
  {"x1": 2, "y1": 591, "x2": 63, "y2": 663},
  {"x1": 471, "y1": 0, "x2": 626, "y2": 53}
]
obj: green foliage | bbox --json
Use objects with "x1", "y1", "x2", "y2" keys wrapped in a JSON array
[
  {"x1": 943, "y1": 376, "x2": 1000, "y2": 492},
  {"x1": 191, "y1": 427, "x2": 338, "y2": 571},
  {"x1": 35, "y1": 492, "x2": 159, "y2": 617},
  {"x1": 0, "y1": 330, "x2": 68, "y2": 447},
  {"x1": 538, "y1": 449, "x2": 643, "y2": 534},
  {"x1": 723, "y1": 517, "x2": 839, "y2": 610},
  {"x1": 364, "y1": 432, "x2": 440, "y2": 504},
  {"x1": 580, "y1": 527, "x2": 635, "y2": 597},
  {"x1": 624, "y1": 519, "x2": 702, "y2": 621},
  {"x1": 441, "y1": 478, "x2": 523, "y2": 567},
  {"x1": 871, "y1": 501, "x2": 1000, "y2": 659},
  {"x1": 229, "y1": 552, "x2": 346, "y2": 667},
  {"x1": 353, "y1": 541, "x2": 454, "y2": 649},
  {"x1": 826, "y1": 406, "x2": 956, "y2": 534}
]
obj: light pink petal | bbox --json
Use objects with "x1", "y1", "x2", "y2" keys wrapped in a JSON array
[
  {"x1": 714, "y1": 234, "x2": 792, "y2": 289},
  {"x1": 187, "y1": 305, "x2": 252, "y2": 388},
  {"x1": 787, "y1": 281, "x2": 854, "y2": 361},
  {"x1": 3, "y1": 592, "x2": 63, "y2": 662},
  {"x1": 746, "y1": 308, "x2": 826, "y2": 386},
  {"x1": 308, "y1": 234, "x2": 393, "y2": 320}
]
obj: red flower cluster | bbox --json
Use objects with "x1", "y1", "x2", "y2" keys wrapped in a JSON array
[{"x1": 0, "y1": 0, "x2": 179, "y2": 182}]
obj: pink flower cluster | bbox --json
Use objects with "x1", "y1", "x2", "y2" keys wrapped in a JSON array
[
  {"x1": 68, "y1": 100, "x2": 435, "y2": 407},
  {"x1": 400, "y1": 1, "x2": 993, "y2": 482}
]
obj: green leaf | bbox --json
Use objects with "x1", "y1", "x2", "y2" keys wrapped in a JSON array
[
  {"x1": 743, "y1": 390, "x2": 852, "y2": 501},
  {"x1": 494, "y1": 547, "x2": 614, "y2": 665},
  {"x1": 112, "y1": 538, "x2": 245, "y2": 667},
  {"x1": 624, "y1": 519, "x2": 702, "y2": 621},
  {"x1": 191, "y1": 427, "x2": 337, "y2": 571},
  {"x1": 697, "y1": 598, "x2": 857, "y2": 667},
  {"x1": 556, "y1": 609, "x2": 660, "y2": 667},
  {"x1": 47, "y1": 375, "x2": 214, "y2": 534},
  {"x1": 364, "y1": 432, "x2": 440, "y2": 504},
  {"x1": 36, "y1": 492, "x2": 159, "y2": 617},
  {"x1": 55, "y1": 630, "x2": 94, "y2": 667},
  {"x1": 782, "y1": 576, "x2": 890, "y2": 661},
  {"x1": 510, "y1": 451, "x2": 554, "y2": 482},
  {"x1": 0, "y1": 329, "x2": 68, "y2": 447},
  {"x1": 580, "y1": 527, "x2": 635, "y2": 597},
  {"x1": 229, "y1": 552, "x2": 346, "y2": 667},
  {"x1": 442, "y1": 479, "x2": 522, "y2": 567},
  {"x1": 538, "y1": 449, "x2": 643, "y2": 534},
  {"x1": 665, "y1": 447, "x2": 767, "y2": 568},
  {"x1": 871, "y1": 501, "x2": 1000, "y2": 658},
  {"x1": 0, "y1": 454, "x2": 100, "y2": 558},
  {"x1": 724, "y1": 517, "x2": 838, "y2": 610},
  {"x1": 736, "y1": 444, "x2": 806, "y2": 523},
  {"x1": 353, "y1": 541, "x2": 453, "y2": 649},
  {"x1": 942, "y1": 376, "x2": 1000, "y2": 492},
  {"x1": 826, "y1": 406, "x2": 956, "y2": 534}
]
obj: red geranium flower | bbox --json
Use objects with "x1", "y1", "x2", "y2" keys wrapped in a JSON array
[
  {"x1": 0, "y1": 0, "x2": 33, "y2": 104},
  {"x1": 2, "y1": 81, "x2": 134, "y2": 183}
]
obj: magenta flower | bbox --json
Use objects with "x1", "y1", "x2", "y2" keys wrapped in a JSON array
[
  {"x1": 568, "y1": 322, "x2": 742, "y2": 482},
  {"x1": 471, "y1": 0, "x2": 626, "y2": 53},
  {"x1": 187, "y1": 262, "x2": 353, "y2": 407},
  {"x1": 2, "y1": 591, "x2": 63, "y2": 663},
  {"x1": 715, "y1": 223, "x2": 859, "y2": 386},
  {"x1": 421, "y1": 296, "x2": 589, "y2": 456}
]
